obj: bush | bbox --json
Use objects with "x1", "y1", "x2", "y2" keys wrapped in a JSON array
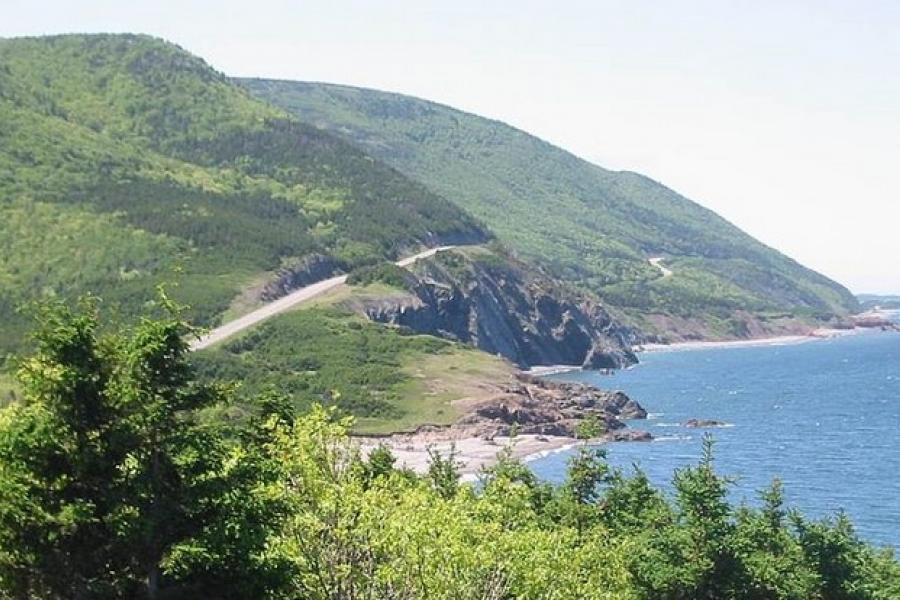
[{"x1": 346, "y1": 262, "x2": 416, "y2": 289}]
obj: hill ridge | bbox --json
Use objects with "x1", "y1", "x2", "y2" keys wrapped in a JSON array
[
  {"x1": 0, "y1": 34, "x2": 487, "y2": 356},
  {"x1": 241, "y1": 77, "x2": 858, "y2": 340}
]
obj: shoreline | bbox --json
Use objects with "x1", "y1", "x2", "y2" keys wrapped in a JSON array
[
  {"x1": 356, "y1": 433, "x2": 581, "y2": 476},
  {"x1": 638, "y1": 327, "x2": 865, "y2": 354},
  {"x1": 359, "y1": 316, "x2": 899, "y2": 476},
  {"x1": 638, "y1": 312, "x2": 900, "y2": 353}
]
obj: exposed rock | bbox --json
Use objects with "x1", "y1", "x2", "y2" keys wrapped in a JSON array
[
  {"x1": 852, "y1": 312, "x2": 900, "y2": 330},
  {"x1": 607, "y1": 429, "x2": 653, "y2": 442},
  {"x1": 363, "y1": 248, "x2": 639, "y2": 370},
  {"x1": 260, "y1": 254, "x2": 343, "y2": 301},
  {"x1": 682, "y1": 419, "x2": 730, "y2": 428},
  {"x1": 452, "y1": 373, "x2": 649, "y2": 440}
]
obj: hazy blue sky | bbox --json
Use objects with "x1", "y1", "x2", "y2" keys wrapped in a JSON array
[{"x1": 4, "y1": 1, "x2": 899, "y2": 292}]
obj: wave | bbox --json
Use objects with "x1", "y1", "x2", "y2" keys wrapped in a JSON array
[{"x1": 522, "y1": 442, "x2": 579, "y2": 463}]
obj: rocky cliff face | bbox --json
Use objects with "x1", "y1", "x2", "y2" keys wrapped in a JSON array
[
  {"x1": 361, "y1": 247, "x2": 639, "y2": 370},
  {"x1": 260, "y1": 254, "x2": 342, "y2": 302}
]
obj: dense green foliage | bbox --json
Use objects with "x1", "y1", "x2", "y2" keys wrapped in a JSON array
[
  {"x1": 193, "y1": 308, "x2": 449, "y2": 421},
  {"x1": 1, "y1": 303, "x2": 898, "y2": 599},
  {"x1": 0, "y1": 34, "x2": 486, "y2": 358},
  {"x1": 0, "y1": 297, "x2": 294, "y2": 598},
  {"x1": 346, "y1": 262, "x2": 416, "y2": 289},
  {"x1": 242, "y1": 79, "x2": 860, "y2": 335}
]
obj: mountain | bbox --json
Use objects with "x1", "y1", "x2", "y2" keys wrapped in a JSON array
[
  {"x1": 857, "y1": 294, "x2": 900, "y2": 310},
  {"x1": 0, "y1": 34, "x2": 487, "y2": 356},
  {"x1": 241, "y1": 79, "x2": 859, "y2": 340},
  {"x1": 0, "y1": 33, "x2": 637, "y2": 422}
]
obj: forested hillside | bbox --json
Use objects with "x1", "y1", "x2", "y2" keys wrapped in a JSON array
[
  {"x1": 242, "y1": 79, "x2": 859, "y2": 339},
  {"x1": 0, "y1": 34, "x2": 486, "y2": 357}
]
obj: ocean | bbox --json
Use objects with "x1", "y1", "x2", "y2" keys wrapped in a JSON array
[{"x1": 529, "y1": 326, "x2": 900, "y2": 548}]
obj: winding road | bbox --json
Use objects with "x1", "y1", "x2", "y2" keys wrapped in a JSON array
[
  {"x1": 190, "y1": 246, "x2": 455, "y2": 351},
  {"x1": 648, "y1": 256, "x2": 673, "y2": 278}
]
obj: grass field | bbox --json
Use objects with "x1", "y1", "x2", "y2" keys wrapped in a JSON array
[
  {"x1": 354, "y1": 346, "x2": 514, "y2": 434},
  {"x1": 193, "y1": 307, "x2": 514, "y2": 433}
]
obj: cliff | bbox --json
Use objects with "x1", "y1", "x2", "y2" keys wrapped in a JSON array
[{"x1": 356, "y1": 247, "x2": 639, "y2": 370}]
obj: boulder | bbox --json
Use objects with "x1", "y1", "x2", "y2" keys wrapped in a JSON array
[
  {"x1": 452, "y1": 373, "x2": 650, "y2": 441},
  {"x1": 682, "y1": 419, "x2": 730, "y2": 428}
]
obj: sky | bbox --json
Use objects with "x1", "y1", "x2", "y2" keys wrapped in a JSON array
[{"x1": 4, "y1": 0, "x2": 900, "y2": 293}]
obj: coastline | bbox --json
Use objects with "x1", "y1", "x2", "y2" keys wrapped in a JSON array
[
  {"x1": 638, "y1": 327, "x2": 865, "y2": 353},
  {"x1": 357, "y1": 433, "x2": 580, "y2": 477},
  {"x1": 639, "y1": 310, "x2": 900, "y2": 353},
  {"x1": 359, "y1": 316, "x2": 899, "y2": 476},
  {"x1": 523, "y1": 364, "x2": 584, "y2": 376}
]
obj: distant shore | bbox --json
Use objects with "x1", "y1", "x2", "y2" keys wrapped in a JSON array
[
  {"x1": 638, "y1": 326, "x2": 865, "y2": 354},
  {"x1": 640, "y1": 311, "x2": 899, "y2": 354}
]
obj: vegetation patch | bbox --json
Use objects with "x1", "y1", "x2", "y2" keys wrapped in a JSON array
[
  {"x1": 346, "y1": 262, "x2": 416, "y2": 290},
  {"x1": 193, "y1": 308, "x2": 483, "y2": 428},
  {"x1": 356, "y1": 346, "x2": 515, "y2": 434},
  {"x1": 0, "y1": 373, "x2": 17, "y2": 408}
]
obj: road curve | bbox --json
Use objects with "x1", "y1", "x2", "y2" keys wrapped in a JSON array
[
  {"x1": 648, "y1": 256, "x2": 673, "y2": 278},
  {"x1": 190, "y1": 246, "x2": 455, "y2": 351}
]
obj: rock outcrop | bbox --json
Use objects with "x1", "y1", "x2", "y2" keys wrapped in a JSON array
[
  {"x1": 851, "y1": 312, "x2": 900, "y2": 330},
  {"x1": 451, "y1": 373, "x2": 650, "y2": 440},
  {"x1": 362, "y1": 248, "x2": 639, "y2": 370},
  {"x1": 682, "y1": 419, "x2": 730, "y2": 428},
  {"x1": 260, "y1": 254, "x2": 342, "y2": 301}
]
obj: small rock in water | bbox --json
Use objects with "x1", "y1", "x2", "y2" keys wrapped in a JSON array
[{"x1": 682, "y1": 418, "x2": 729, "y2": 428}]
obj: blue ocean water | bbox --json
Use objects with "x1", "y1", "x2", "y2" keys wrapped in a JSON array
[{"x1": 529, "y1": 328, "x2": 900, "y2": 548}]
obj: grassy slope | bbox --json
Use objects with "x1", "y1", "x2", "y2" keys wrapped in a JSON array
[
  {"x1": 241, "y1": 79, "x2": 859, "y2": 337},
  {"x1": 192, "y1": 308, "x2": 514, "y2": 434},
  {"x1": 0, "y1": 35, "x2": 486, "y2": 357}
]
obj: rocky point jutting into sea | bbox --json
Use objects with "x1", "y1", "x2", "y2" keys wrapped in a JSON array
[{"x1": 358, "y1": 373, "x2": 652, "y2": 475}]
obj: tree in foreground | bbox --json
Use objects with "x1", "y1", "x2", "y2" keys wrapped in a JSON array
[{"x1": 0, "y1": 296, "x2": 289, "y2": 598}]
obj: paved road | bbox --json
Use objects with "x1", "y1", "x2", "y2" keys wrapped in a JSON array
[
  {"x1": 190, "y1": 246, "x2": 454, "y2": 351},
  {"x1": 648, "y1": 256, "x2": 673, "y2": 278}
]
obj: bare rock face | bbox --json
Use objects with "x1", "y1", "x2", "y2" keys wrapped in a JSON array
[
  {"x1": 452, "y1": 373, "x2": 650, "y2": 440},
  {"x1": 364, "y1": 249, "x2": 639, "y2": 370},
  {"x1": 260, "y1": 254, "x2": 342, "y2": 301}
]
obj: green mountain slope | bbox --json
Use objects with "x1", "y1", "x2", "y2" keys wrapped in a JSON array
[
  {"x1": 242, "y1": 79, "x2": 859, "y2": 339},
  {"x1": 0, "y1": 35, "x2": 487, "y2": 356}
]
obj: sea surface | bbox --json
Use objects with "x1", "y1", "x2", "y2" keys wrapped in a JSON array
[{"x1": 529, "y1": 325, "x2": 900, "y2": 548}]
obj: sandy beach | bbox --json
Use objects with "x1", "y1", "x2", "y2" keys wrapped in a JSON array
[
  {"x1": 356, "y1": 433, "x2": 580, "y2": 477},
  {"x1": 638, "y1": 327, "x2": 865, "y2": 353}
]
